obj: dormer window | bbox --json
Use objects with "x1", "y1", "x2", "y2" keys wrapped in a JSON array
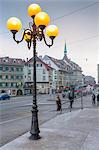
[
  {"x1": 3, "y1": 59, "x2": 6, "y2": 62},
  {"x1": 13, "y1": 59, "x2": 16, "y2": 63}
]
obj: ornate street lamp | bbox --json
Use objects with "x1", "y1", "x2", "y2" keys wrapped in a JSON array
[{"x1": 6, "y1": 3, "x2": 58, "y2": 140}]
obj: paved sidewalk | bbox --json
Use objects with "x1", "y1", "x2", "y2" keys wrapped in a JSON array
[{"x1": 1, "y1": 107, "x2": 99, "y2": 150}]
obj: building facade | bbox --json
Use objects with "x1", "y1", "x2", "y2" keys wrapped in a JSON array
[
  {"x1": 43, "y1": 55, "x2": 71, "y2": 91},
  {"x1": 0, "y1": 57, "x2": 24, "y2": 96},
  {"x1": 43, "y1": 43, "x2": 83, "y2": 90},
  {"x1": 23, "y1": 56, "x2": 53, "y2": 94},
  {"x1": 83, "y1": 75, "x2": 96, "y2": 85}
]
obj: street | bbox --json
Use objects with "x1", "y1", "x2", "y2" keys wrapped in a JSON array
[{"x1": 0, "y1": 94, "x2": 93, "y2": 147}]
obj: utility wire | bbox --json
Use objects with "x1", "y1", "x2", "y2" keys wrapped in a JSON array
[
  {"x1": 0, "y1": 2, "x2": 98, "y2": 35},
  {"x1": 52, "y1": 2, "x2": 98, "y2": 22},
  {"x1": 41, "y1": 34, "x2": 99, "y2": 52},
  {"x1": 68, "y1": 34, "x2": 99, "y2": 45}
]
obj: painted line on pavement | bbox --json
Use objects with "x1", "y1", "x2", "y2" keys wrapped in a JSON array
[
  {"x1": 0, "y1": 100, "x2": 32, "y2": 106},
  {"x1": 0, "y1": 114, "x2": 32, "y2": 125}
]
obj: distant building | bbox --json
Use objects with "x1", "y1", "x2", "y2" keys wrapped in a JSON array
[
  {"x1": 0, "y1": 57, "x2": 25, "y2": 96},
  {"x1": 83, "y1": 75, "x2": 96, "y2": 85},
  {"x1": 43, "y1": 42, "x2": 83, "y2": 90},
  {"x1": 63, "y1": 42, "x2": 82, "y2": 86},
  {"x1": 23, "y1": 56, "x2": 53, "y2": 94}
]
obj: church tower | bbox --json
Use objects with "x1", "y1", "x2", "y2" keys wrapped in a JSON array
[
  {"x1": 63, "y1": 42, "x2": 68, "y2": 60},
  {"x1": 64, "y1": 42, "x2": 67, "y2": 57}
]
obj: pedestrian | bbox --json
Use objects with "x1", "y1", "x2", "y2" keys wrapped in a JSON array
[
  {"x1": 97, "y1": 93, "x2": 99, "y2": 106},
  {"x1": 56, "y1": 94, "x2": 62, "y2": 111},
  {"x1": 92, "y1": 94, "x2": 96, "y2": 105},
  {"x1": 92, "y1": 88, "x2": 96, "y2": 105},
  {"x1": 68, "y1": 87, "x2": 74, "y2": 109}
]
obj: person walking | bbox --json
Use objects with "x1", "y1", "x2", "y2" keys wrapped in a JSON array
[
  {"x1": 97, "y1": 91, "x2": 99, "y2": 106},
  {"x1": 56, "y1": 94, "x2": 62, "y2": 111},
  {"x1": 68, "y1": 87, "x2": 75, "y2": 110},
  {"x1": 92, "y1": 89, "x2": 96, "y2": 105},
  {"x1": 92, "y1": 93, "x2": 96, "y2": 105}
]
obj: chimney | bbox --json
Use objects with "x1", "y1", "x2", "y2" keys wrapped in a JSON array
[{"x1": 27, "y1": 58, "x2": 28, "y2": 62}]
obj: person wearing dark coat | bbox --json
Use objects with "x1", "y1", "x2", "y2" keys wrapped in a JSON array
[
  {"x1": 97, "y1": 93, "x2": 99, "y2": 106},
  {"x1": 68, "y1": 87, "x2": 75, "y2": 109},
  {"x1": 92, "y1": 94, "x2": 96, "y2": 104},
  {"x1": 56, "y1": 94, "x2": 62, "y2": 111}
]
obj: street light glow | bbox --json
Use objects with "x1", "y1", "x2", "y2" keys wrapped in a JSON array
[
  {"x1": 34, "y1": 12, "x2": 50, "y2": 28},
  {"x1": 46, "y1": 25, "x2": 59, "y2": 37},
  {"x1": 28, "y1": 3, "x2": 42, "y2": 17}
]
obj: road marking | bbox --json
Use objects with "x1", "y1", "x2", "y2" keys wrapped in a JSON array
[
  {"x1": 0, "y1": 100, "x2": 32, "y2": 106},
  {"x1": 0, "y1": 115, "x2": 32, "y2": 125}
]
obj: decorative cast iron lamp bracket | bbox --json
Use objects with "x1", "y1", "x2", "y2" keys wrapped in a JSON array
[{"x1": 11, "y1": 21, "x2": 54, "y2": 50}]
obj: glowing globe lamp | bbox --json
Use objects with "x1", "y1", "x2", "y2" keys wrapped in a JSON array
[
  {"x1": 28, "y1": 4, "x2": 41, "y2": 18},
  {"x1": 46, "y1": 25, "x2": 59, "y2": 38},
  {"x1": 7, "y1": 17, "x2": 22, "y2": 33},
  {"x1": 34, "y1": 12, "x2": 50, "y2": 29}
]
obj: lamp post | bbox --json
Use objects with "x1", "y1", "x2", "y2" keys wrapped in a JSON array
[{"x1": 7, "y1": 3, "x2": 58, "y2": 140}]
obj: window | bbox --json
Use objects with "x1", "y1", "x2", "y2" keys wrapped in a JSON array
[
  {"x1": 16, "y1": 68, "x2": 19, "y2": 71},
  {"x1": 40, "y1": 64, "x2": 42, "y2": 67},
  {"x1": 0, "y1": 75, "x2": 2, "y2": 79},
  {"x1": 28, "y1": 70, "x2": 31, "y2": 74},
  {"x1": 0, "y1": 83, "x2": 2, "y2": 87},
  {"x1": 11, "y1": 67, "x2": 14, "y2": 71},
  {"x1": 29, "y1": 64, "x2": 31, "y2": 67},
  {"x1": 54, "y1": 70, "x2": 57, "y2": 74},
  {"x1": 54, "y1": 76, "x2": 57, "y2": 79},
  {"x1": 16, "y1": 76, "x2": 19, "y2": 79},
  {"x1": 6, "y1": 75, "x2": 8, "y2": 79},
  {"x1": 43, "y1": 69, "x2": 46, "y2": 74},
  {"x1": 13, "y1": 59, "x2": 16, "y2": 63},
  {"x1": 11, "y1": 75, "x2": 14, "y2": 79},
  {"x1": 43, "y1": 76, "x2": 46, "y2": 81},
  {"x1": 5, "y1": 83, "x2": 8, "y2": 87},
  {"x1": 11, "y1": 83, "x2": 14, "y2": 87},
  {"x1": 5, "y1": 66, "x2": 9, "y2": 71},
  {"x1": 42, "y1": 85, "x2": 44, "y2": 88},
  {"x1": 0, "y1": 66, "x2": 3, "y2": 71}
]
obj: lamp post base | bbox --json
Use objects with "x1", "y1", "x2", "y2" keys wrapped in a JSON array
[
  {"x1": 29, "y1": 134, "x2": 41, "y2": 140},
  {"x1": 29, "y1": 107, "x2": 40, "y2": 140}
]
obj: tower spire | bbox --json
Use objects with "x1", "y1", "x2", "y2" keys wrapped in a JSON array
[{"x1": 64, "y1": 41, "x2": 67, "y2": 56}]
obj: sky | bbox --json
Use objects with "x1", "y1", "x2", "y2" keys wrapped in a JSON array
[{"x1": 0, "y1": 0, "x2": 99, "y2": 82}]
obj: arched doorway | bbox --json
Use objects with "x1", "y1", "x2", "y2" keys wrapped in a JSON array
[{"x1": 17, "y1": 89, "x2": 23, "y2": 96}]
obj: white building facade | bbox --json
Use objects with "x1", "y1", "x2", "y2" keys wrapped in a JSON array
[
  {"x1": 23, "y1": 56, "x2": 53, "y2": 94},
  {"x1": 43, "y1": 43, "x2": 83, "y2": 90}
]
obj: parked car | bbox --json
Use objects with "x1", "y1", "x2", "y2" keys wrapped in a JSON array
[{"x1": 0, "y1": 93, "x2": 10, "y2": 100}]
